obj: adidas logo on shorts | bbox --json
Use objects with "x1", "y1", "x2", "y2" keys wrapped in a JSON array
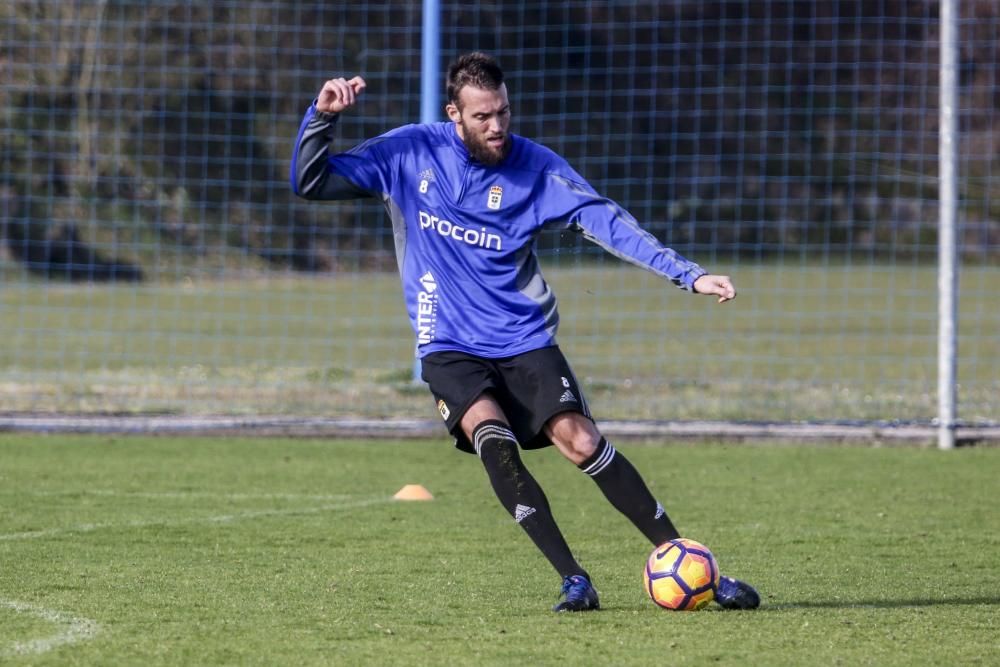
[{"x1": 559, "y1": 389, "x2": 576, "y2": 403}]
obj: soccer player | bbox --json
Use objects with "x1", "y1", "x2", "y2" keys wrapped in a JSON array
[{"x1": 291, "y1": 52, "x2": 760, "y2": 612}]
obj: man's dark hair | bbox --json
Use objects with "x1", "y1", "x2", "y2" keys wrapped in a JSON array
[{"x1": 446, "y1": 52, "x2": 505, "y2": 107}]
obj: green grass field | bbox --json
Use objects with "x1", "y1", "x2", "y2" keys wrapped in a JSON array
[
  {"x1": 1, "y1": 434, "x2": 997, "y2": 665},
  {"x1": 1, "y1": 263, "x2": 998, "y2": 422}
]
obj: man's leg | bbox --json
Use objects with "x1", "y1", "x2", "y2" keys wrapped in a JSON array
[
  {"x1": 462, "y1": 396, "x2": 591, "y2": 578},
  {"x1": 462, "y1": 395, "x2": 599, "y2": 612},
  {"x1": 545, "y1": 412, "x2": 680, "y2": 545},
  {"x1": 546, "y1": 411, "x2": 760, "y2": 609}
]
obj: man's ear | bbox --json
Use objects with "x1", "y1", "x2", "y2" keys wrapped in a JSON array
[{"x1": 445, "y1": 102, "x2": 461, "y2": 123}]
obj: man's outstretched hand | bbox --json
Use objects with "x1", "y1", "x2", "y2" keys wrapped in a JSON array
[
  {"x1": 316, "y1": 76, "x2": 367, "y2": 114},
  {"x1": 693, "y1": 274, "x2": 737, "y2": 303}
]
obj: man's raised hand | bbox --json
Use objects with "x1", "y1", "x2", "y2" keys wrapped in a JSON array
[{"x1": 316, "y1": 76, "x2": 367, "y2": 114}]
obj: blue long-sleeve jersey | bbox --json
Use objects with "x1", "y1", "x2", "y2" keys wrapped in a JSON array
[{"x1": 291, "y1": 104, "x2": 706, "y2": 358}]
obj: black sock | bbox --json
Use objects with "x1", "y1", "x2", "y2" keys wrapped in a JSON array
[
  {"x1": 579, "y1": 437, "x2": 680, "y2": 545},
  {"x1": 474, "y1": 420, "x2": 588, "y2": 580}
]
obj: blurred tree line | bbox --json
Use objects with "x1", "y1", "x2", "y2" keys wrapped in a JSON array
[{"x1": 1, "y1": 0, "x2": 997, "y2": 281}]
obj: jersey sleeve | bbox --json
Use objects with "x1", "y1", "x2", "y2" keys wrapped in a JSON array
[
  {"x1": 538, "y1": 164, "x2": 706, "y2": 291},
  {"x1": 290, "y1": 103, "x2": 394, "y2": 200}
]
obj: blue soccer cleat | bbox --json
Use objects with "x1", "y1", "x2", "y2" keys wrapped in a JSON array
[
  {"x1": 553, "y1": 574, "x2": 601, "y2": 612},
  {"x1": 715, "y1": 575, "x2": 761, "y2": 610}
]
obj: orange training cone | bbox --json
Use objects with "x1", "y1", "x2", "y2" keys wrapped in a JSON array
[{"x1": 393, "y1": 484, "x2": 434, "y2": 501}]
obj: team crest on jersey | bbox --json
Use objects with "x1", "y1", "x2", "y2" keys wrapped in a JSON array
[{"x1": 487, "y1": 185, "x2": 503, "y2": 210}]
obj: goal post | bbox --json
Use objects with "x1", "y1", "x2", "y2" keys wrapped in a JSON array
[{"x1": 938, "y1": 0, "x2": 958, "y2": 450}]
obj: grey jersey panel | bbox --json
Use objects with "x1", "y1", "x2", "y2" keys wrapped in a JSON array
[
  {"x1": 383, "y1": 195, "x2": 408, "y2": 278},
  {"x1": 513, "y1": 243, "x2": 560, "y2": 339}
]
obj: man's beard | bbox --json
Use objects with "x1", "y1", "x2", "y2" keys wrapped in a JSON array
[{"x1": 461, "y1": 129, "x2": 511, "y2": 166}]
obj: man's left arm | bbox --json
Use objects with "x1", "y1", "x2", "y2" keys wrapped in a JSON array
[{"x1": 543, "y1": 173, "x2": 736, "y2": 302}]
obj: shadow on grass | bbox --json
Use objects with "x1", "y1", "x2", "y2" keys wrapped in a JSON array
[{"x1": 761, "y1": 596, "x2": 1000, "y2": 611}]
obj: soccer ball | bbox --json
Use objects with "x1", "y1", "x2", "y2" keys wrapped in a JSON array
[{"x1": 643, "y1": 538, "x2": 720, "y2": 610}]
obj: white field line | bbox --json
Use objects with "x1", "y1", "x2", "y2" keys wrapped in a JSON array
[
  {"x1": 0, "y1": 599, "x2": 99, "y2": 658},
  {"x1": 0, "y1": 496, "x2": 392, "y2": 542}
]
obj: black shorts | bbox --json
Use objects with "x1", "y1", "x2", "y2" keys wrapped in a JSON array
[{"x1": 420, "y1": 346, "x2": 593, "y2": 454}]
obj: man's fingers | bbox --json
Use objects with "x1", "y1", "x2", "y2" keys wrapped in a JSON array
[
  {"x1": 332, "y1": 78, "x2": 354, "y2": 106},
  {"x1": 317, "y1": 76, "x2": 365, "y2": 113},
  {"x1": 696, "y1": 274, "x2": 736, "y2": 303},
  {"x1": 347, "y1": 76, "x2": 367, "y2": 95},
  {"x1": 333, "y1": 77, "x2": 365, "y2": 106},
  {"x1": 716, "y1": 278, "x2": 736, "y2": 303}
]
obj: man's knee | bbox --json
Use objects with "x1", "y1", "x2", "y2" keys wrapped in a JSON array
[{"x1": 545, "y1": 412, "x2": 601, "y2": 464}]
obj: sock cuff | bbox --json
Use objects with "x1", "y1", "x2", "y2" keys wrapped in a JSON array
[
  {"x1": 579, "y1": 437, "x2": 616, "y2": 476},
  {"x1": 472, "y1": 420, "x2": 518, "y2": 457}
]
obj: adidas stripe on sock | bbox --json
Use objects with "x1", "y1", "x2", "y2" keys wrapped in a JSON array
[
  {"x1": 580, "y1": 438, "x2": 617, "y2": 476},
  {"x1": 473, "y1": 421, "x2": 517, "y2": 457}
]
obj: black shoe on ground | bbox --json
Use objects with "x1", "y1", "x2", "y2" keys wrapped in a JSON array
[
  {"x1": 715, "y1": 575, "x2": 761, "y2": 610},
  {"x1": 552, "y1": 574, "x2": 600, "y2": 612}
]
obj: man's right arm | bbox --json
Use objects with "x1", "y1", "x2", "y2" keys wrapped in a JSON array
[
  {"x1": 290, "y1": 106, "x2": 372, "y2": 200},
  {"x1": 291, "y1": 76, "x2": 375, "y2": 201}
]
